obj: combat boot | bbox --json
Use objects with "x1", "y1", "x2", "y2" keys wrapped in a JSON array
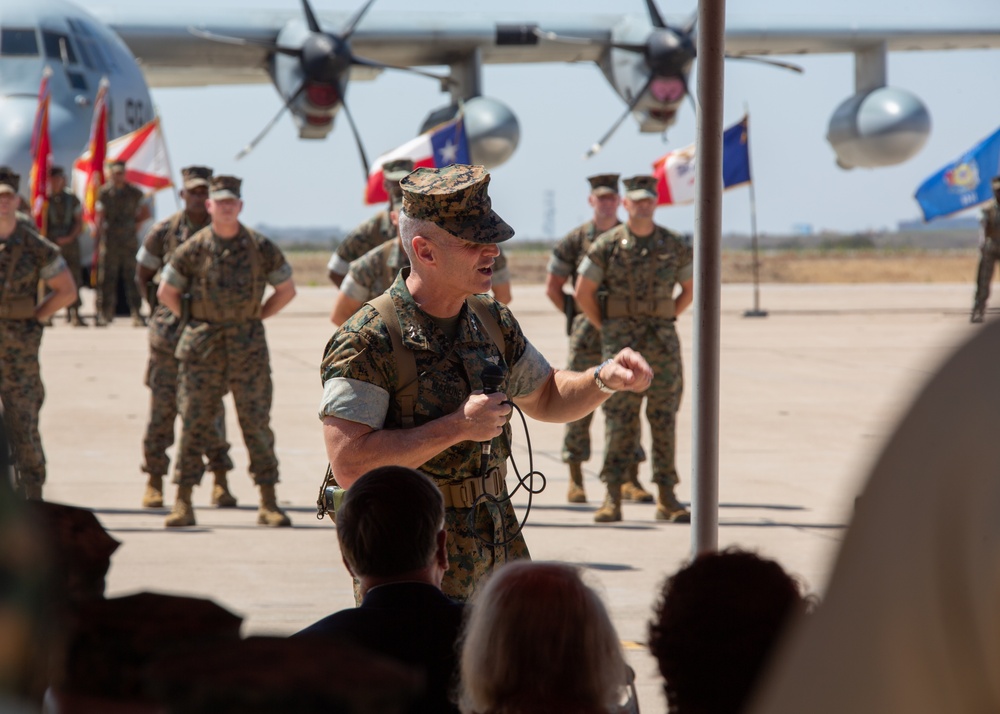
[
  {"x1": 70, "y1": 307, "x2": 88, "y2": 327},
  {"x1": 567, "y1": 462, "x2": 587, "y2": 503},
  {"x1": 655, "y1": 484, "x2": 691, "y2": 523},
  {"x1": 131, "y1": 311, "x2": 146, "y2": 327},
  {"x1": 593, "y1": 483, "x2": 622, "y2": 523},
  {"x1": 972, "y1": 305, "x2": 985, "y2": 323},
  {"x1": 142, "y1": 474, "x2": 164, "y2": 508},
  {"x1": 257, "y1": 484, "x2": 291, "y2": 527},
  {"x1": 211, "y1": 471, "x2": 238, "y2": 508},
  {"x1": 94, "y1": 313, "x2": 109, "y2": 327},
  {"x1": 620, "y1": 464, "x2": 654, "y2": 502},
  {"x1": 165, "y1": 484, "x2": 196, "y2": 527}
]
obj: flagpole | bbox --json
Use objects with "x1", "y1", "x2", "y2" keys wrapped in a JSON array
[{"x1": 743, "y1": 110, "x2": 767, "y2": 318}]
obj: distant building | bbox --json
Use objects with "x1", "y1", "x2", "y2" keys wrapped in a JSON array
[{"x1": 898, "y1": 215, "x2": 981, "y2": 232}]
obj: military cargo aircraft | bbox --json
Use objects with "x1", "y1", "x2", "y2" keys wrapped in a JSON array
[{"x1": 4, "y1": 0, "x2": 1000, "y2": 192}]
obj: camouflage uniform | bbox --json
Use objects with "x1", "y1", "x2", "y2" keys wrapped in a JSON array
[
  {"x1": 45, "y1": 190, "x2": 83, "y2": 310},
  {"x1": 320, "y1": 271, "x2": 551, "y2": 602},
  {"x1": 326, "y1": 209, "x2": 396, "y2": 279},
  {"x1": 136, "y1": 211, "x2": 232, "y2": 480},
  {"x1": 548, "y1": 220, "x2": 617, "y2": 463},
  {"x1": 0, "y1": 222, "x2": 67, "y2": 491},
  {"x1": 162, "y1": 225, "x2": 292, "y2": 488},
  {"x1": 579, "y1": 223, "x2": 693, "y2": 491},
  {"x1": 95, "y1": 182, "x2": 144, "y2": 320},
  {"x1": 340, "y1": 239, "x2": 511, "y2": 304},
  {"x1": 972, "y1": 197, "x2": 1000, "y2": 321}
]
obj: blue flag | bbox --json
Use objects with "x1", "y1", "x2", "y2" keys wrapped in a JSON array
[
  {"x1": 722, "y1": 116, "x2": 751, "y2": 189},
  {"x1": 914, "y1": 125, "x2": 1000, "y2": 221}
]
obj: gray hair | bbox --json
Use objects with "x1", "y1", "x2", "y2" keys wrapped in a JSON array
[{"x1": 398, "y1": 210, "x2": 446, "y2": 263}]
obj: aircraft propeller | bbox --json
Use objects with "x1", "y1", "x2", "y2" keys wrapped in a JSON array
[
  {"x1": 536, "y1": 0, "x2": 803, "y2": 157},
  {"x1": 190, "y1": 0, "x2": 451, "y2": 171}
]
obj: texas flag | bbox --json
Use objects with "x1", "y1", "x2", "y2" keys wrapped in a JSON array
[
  {"x1": 653, "y1": 115, "x2": 752, "y2": 206},
  {"x1": 364, "y1": 116, "x2": 470, "y2": 204}
]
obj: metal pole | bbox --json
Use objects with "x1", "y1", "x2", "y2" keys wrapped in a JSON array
[
  {"x1": 743, "y1": 113, "x2": 768, "y2": 318},
  {"x1": 691, "y1": 0, "x2": 725, "y2": 557}
]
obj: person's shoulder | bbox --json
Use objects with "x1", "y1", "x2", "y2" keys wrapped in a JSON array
[
  {"x1": 594, "y1": 223, "x2": 626, "y2": 245},
  {"x1": 147, "y1": 212, "x2": 179, "y2": 238},
  {"x1": 19, "y1": 223, "x2": 60, "y2": 255},
  {"x1": 655, "y1": 224, "x2": 688, "y2": 245}
]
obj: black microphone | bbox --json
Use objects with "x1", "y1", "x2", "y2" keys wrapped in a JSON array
[{"x1": 479, "y1": 364, "x2": 506, "y2": 478}]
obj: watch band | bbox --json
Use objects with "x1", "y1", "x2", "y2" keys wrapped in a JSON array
[{"x1": 594, "y1": 359, "x2": 615, "y2": 394}]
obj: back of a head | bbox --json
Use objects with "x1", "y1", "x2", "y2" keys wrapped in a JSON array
[
  {"x1": 459, "y1": 561, "x2": 627, "y2": 714},
  {"x1": 336, "y1": 466, "x2": 443, "y2": 579},
  {"x1": 649, "y1": 548, "x2": 808, "y2": 714}
]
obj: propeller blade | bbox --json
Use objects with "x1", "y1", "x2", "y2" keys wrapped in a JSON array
[
  {"x1": 645, "y1": 0, "x2": 667, "y2": 29},
  {"x1": 188, "y1": 27, "x2": 302, "y2": 57},
  {"x1": 340, "y1": 0, "x2": 378, "y2": 40},
  {"x1": 682, "y1": 10, "x2": 698, "y2": 36},
  {"x1": 350, "y1": 55, "x2": 454, "y2": 85},
  {"x1": 235, "y1": 83, "x2": 308, "y2": 161},
  {"x1": 301, "y1": 0, "x2": 322, "y2": 33},
  {"x1": 724, "y1": 54, "x2": 804, "y2": 73},
  {"x1": 339, "y1": 96, "x2": 371, "y2": 176},
  {"x1": 585, "y1": 74, "x2": 655, "y2": 159}
]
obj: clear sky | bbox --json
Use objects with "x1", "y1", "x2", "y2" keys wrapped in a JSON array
[{"x1": 130, "y1": 0, "x2": 1000, "y2": 239}]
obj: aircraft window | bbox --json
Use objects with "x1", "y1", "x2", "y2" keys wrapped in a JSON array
[
  {"x1": 67, "y1": 71, "x2": 87, "y2": 91},
  {"x1": 42, "y1": 31, "x2": 78, "y2": 65},
  {"x1": 0, "y1": 28, "x2": 39, "y2": 56}
]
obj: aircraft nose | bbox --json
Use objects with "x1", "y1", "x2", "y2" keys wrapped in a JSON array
[{"x1": 0, "y1": 95, "x2": 88, "y2": 183}]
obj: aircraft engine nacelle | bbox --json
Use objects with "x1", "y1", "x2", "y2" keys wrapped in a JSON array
[
  {"x1": 419, "y1": 96, "x2": 520, "y2": 169},
  {"x1": 271, "y1": 19, "x2": 343, "y2": 140},
  {"x1": 826, "y1": 87, "x2": 931, "y2": 169}
]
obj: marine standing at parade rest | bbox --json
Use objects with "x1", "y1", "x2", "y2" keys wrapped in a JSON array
[
  {"x1": 327, "y1": 159, "x2": 416, "y2": 287},
  {"x1": 545, "y1": 173, "x2": 651, "y2": 504},
  {"x1": 44, "y1": 166, "x2": 85, "y2": 327},
  {"x1": 135, "y1": 166, "x2": 235, "y2": 511},
  {"x1": 157, "y1": 175, "x2": 297, "y2": 528},
  {"x1": 320, "y1": 164, "x2": 653, "y2": 602},
  {"x1": 94, "y1": 160, "x2": 150, "y2": 327},
  {"x1": 575, "y1": 174, "x2": 693, "y2": 523},
  {"x1": 971, "y1": 175, "x2": 1000, "y2": 323},
  {"x1": 330, "y1": 168, "x2": 513, "y2": 326},
  {"x1": 0, "y1": 168, "x2": 78, "y2": 500}
]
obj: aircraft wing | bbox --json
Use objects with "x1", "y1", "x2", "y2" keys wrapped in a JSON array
[{"x1": 94, "y1": 7, "x2": 1000, "y2": 88}]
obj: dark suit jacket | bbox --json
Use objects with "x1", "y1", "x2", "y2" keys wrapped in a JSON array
[{"x1": 295, "y1": 582, "x2": 464, "y2": 714}]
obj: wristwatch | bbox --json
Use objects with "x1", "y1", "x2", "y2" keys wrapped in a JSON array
[{"x1": 594, "y1": 359, "x2": 615, "y2": 394}]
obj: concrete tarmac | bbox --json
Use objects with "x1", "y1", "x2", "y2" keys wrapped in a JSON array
[{"x1": 34, "y1": 282, "x2": 979, "y2": 711}]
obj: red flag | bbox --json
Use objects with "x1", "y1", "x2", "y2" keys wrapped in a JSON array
[
  {"x1": 74, "y1": 78, "x2": 109, "y2": 231},
  {"x1": 29, "y1": 67, "x2": 53, "y2": 233}
]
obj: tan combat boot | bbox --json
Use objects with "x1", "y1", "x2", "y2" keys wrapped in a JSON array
[
  {"x1": 165, "y1": 484, "x2": 196, "y2": 527},
  {"x1": 655, "y1": 484, "x2": 691, "y2": 523},
  {"x1": 593, "y1": 483, "x2": 622, "y2": 523},
  {"x1": 70, "y1": 307, "x2": 88, "y2": 327},
  {"x1": 257, "y1": 484, "x2": 291, "y2": 527},
  {"x1": 567, "y1": 462, "x2": 587, "y2": 503},
  {"x1": 142, "y1": 474, "x2": 164, "y2": 508},
  {"x1": 211, "y1": 471, "x2": 238, "y2": 508},
  {"x1": 131, "y1": 310, "x2": 147, "y2": 327},
  {"x1": 620, "y1": 464, "x2": 654, "y2": 502},
  {"x1": 93, "y1": 313, "x2": 109, "y2": 327}
]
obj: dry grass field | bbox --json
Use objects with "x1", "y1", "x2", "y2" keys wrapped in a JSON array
[{"x1": 287, "y1": 247, "x2": 982, "y2": 286}]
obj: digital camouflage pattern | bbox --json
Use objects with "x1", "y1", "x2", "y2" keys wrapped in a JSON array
[
  {"x1": 342, "y1": 239, "x2": 511, "y2": 304},
  {"x1": 164, "y1": 225, "x2": 292, "y2": 487},
  {"x1": 622, "y1": 174, "x2": 659, "y2": 201},
  {"x1": 400, "y1": 164, "x2": 514, "y2": 244},
  {"x1": 138, "y1": 210, "x2": 231, "y2": 478},
  {"x1": 332, "y1": 209, "x2": 396, "y2": 267},
  {"x1": 549, "y1": 221, "x2": 608, "y2": 462},
  {"x1": 209, "y1": 175, "x2": 241, "y2": 200},
  {"x1": 974, "y1": 200, "x2": 1000, "y2": 312},
  {"x1": 0, "y1": 223, "x2": 66, "y2": 488},
  {"x1": 181, "y1": 165, "x2": 212, "y2": 190},
  {"x1": 580, "y1": 223, "x2": 693, "y2": 487},
  {"x1": 95, "y1": 182, "x2": 144, "y2": 318},
  {"x1": 587, "y1": 173, "x2": 620, "y2": 196},
  {"x1": 320, "y1": 271, "x2": 543, "y2": 602},
  {"x1": 46, "y1": 189, "x2": 82, "y2": 306}
]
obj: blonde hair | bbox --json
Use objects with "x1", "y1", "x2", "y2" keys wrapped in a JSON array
[{"x1": 458, "y1": 561, "x2": 627, "y2": 714}]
